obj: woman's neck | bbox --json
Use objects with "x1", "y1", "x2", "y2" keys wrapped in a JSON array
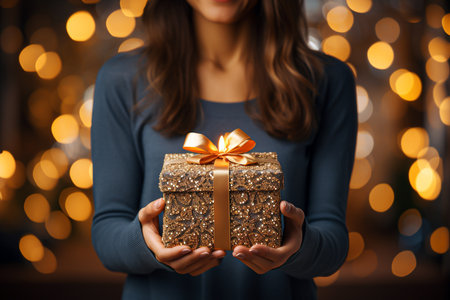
[{"x1": 192, "y1": 11, "x2": 250, "y2": 70}]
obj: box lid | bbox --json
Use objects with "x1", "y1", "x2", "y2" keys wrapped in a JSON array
[{"x1": 159, "y1": 152, "x2": 283, "y2": 192}]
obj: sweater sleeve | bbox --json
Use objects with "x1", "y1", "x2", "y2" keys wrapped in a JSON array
[
  {"x1": 90, "y1": 55, "x2": 173, "y2": 275},
  {"x1": 279, "y1": 58, "x2": 358, "y2": 279}
]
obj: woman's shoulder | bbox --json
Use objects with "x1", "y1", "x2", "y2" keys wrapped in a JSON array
[
  {"x1": 96, "y1": 48, "x2": 147, "y2": 85},
  {"x1": 314, "y1": 52, "x2": 355, "y2": 86}
]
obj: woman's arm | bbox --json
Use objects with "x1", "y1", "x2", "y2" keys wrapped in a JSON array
[
  {"x1": 91, "y1": 56, "x2": 172, "y2": 274},
  {"x1": 233, "y1": 57, "x2": 358, "y2": 279}
]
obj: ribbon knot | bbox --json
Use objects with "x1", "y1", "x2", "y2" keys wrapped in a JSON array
[{"x1": 183, "y1": 128, "x2": 257, "y2": 165}]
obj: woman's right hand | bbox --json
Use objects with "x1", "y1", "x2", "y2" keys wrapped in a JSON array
[{"x1": 138, "y1": 198, "x2": 226, "y2": 276}]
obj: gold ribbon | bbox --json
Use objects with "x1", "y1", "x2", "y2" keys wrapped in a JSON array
[{"x1": 183, "y1": 128, "x2": 257, "y2": 250}]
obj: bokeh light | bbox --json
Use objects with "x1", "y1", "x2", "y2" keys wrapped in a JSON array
[
  {"x1": 375, "y1": 17, "x2": 400, "y2": 43},
  {"x1": 32, "y1": 160, "x2": 58, "y2": 190},
  {"x1": 120, "y1": 0, "x2": 147, "y2": 18},
  {"x1": 79, "y1": 99, "x2": 93, "y2": 127},
  {"x1": 391, "y1": 250, "x2": 416, "y2": 277},
  {"x1": 1, "y1": 25, "x2": 23, "y2": 53},
  {"x1": 321, "y1": 35, "x2": 351, "y2": 61},
  {"x1": 346, "y1": 0, "x2": 372, "y2": 13},
  {"x1": 350, "y1": 158, "x2": 372, "y2": 189},
  {"x1": 118, "y1": 37, "x2": 145, "y2": 53},
  {"x1": 426, "y1": 57, "x2": 449, "y2": 83},
  {"x1": 65, "y1": 191, "x2": 92, "y2": 221},
  {"x1": 326, "y1": 6, "x2": 353, "y2": 33},
  {"x1": 32, "y1": 248, "x2": 57, "y2": 274},
  {"x1": 314, "y1": 270, "x2": 340, "y2": 287},
  {"x1": 426, "y1": 4, "x2": 445, "y2": 29},
  {"x1": 430, "y1": 227, "x2": 449, "y2": 254},
  {"x1": 398, "y1": 208, "x2": 422, "y2": 236},
  {"x1": 35, "y1": 52, "x2": 62, "y2": 80},
  {"x1": 439, "y1": 97, "x2": 450, "y2": 125},
  {"x1": 19, "y1": 234, "x2": 44, "y2": 262},
  {"x1": 443, "y1": 14, "x2": 450, "y2": 35},
  {"x1": 390, "y1": 70, "x2": 422, "y2": 101},
  {"x1": 66, "y1": 11, "x2": 96, "y2": 42},
  {"x1": 0, "y1": 150, "x2": 16, "y2": 179},
  {"x1": 51, "y1": 114, "x2": 79, "y2": 144},
  {"x1": 24, "y1": 193, "x2": 50, "y2": 223},
  {"x1": 69, "y1": 158, "x2": 93, "y2": 189},
  {"x1": 106, "y1": 9, "x2": 136, "y2": 38},
  {"x1": 367, "y1": 41, "x2": 394, "y2": 70},
  {"x1": 355, "y1": 130, "x2": 374, "y2": 159},
  {"x1": 18, "y1": 44, "x2": 45, "y2": 72},
  {"x1": 41, "y1": 148, "x2": 69, "y2": 178},
  {"x1": 400, "y1": 127, "x2": 429, "y2": 158},
  {"x1": 351, "y1": 249, "x2": 378, "y2": 277},
  {"x1": 45, "y1": 211, "x2": 72, "y2": 240},
  {"x1": 369, "y1": 183, "x2": 394, "y2": 212},
  {"x1": 428, "y1": 37, "x2": 449, "y2": 62},
  {"x1": 347, "y1": 232, "x2": 365, "y2": 261}
]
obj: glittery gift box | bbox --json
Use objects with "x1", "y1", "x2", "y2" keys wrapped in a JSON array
[{"x1": 159, "y1": 152, "x2": 283, "y2": 250}]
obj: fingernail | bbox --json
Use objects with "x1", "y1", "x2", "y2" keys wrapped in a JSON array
[
  {"x1": 181, "y1": 248, "x2": 191, "y2": 255},
  {"x1": 153, "y1": 199, "x2": 161, "y2": 209},
  {"x1": 249, "y1": 249, "x2": 258, "y2": 254},
  {"x1": 200, "y1": 252, "x2": 210, "y2": 257},
  {"x1": 235, "y1": 253, "x2": 245, "y2": 259}
]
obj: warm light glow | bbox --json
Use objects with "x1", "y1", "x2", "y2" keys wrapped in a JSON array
[
  {"x1": 398, "y1": 209, "x2": 422, "y2": 236},
  {"x1": 355, "y1": 130, "x2": 374, "y2": 159},
  {"x1": 417, "y1": 147, "x2": 440, "y2": 170},
  {"x1": 375, "y1": 17, "x2": 400, "y2": 43},
  {"x1": 347, "y1": 232, "x2": 365, "y2": 261},
  {"x1": 81, "y1": 0, "x2": 100, "y2": 3},
  {"x1": 326, "y1": 6, "x2": 353, "y2": 33},
  {"x1": 440, "y1": 98, "x2": 450, "y2": 125},
  {"x1": 350, "y1": 249, "x2": 378, "y2": 277},
  {"x1": 24, "y1": 194, "x2": 50, "y2": 223},
  {"x1": 415, "y1": 167, "x2": 441, "y2": 201},
  {"x1": 389, "y1": 69, "x2": 407, "y2": 94},
  {"x1": 356, "y1": 86, "x2": 369, "y2": 113},
  {"x1": 69, "y1": 158, "x2": 93, "y2": 189},
  {"x1": 32, "y1": 248, "x2": 57, "y2": 274},
  {"x1": 58, "y1": 75, "x2": 85, "y2": 104},
  {"x1": 430, "y1": 227, "x2": 449, "y2": 254},
  {"x1": 443, "y1": 14, "x2": 450, "y2": 35},
  {"x1": 35, "y1": 52, "x2": 62, "y2": 80},
  {"x1": 392, "y1": 250, "x2": 416, "y2": 277},
  {"x1": 426, "y1": 57, "x2": 449, "y2": 83},
  {"x1": 39, "y1": 160, "x2": 59, "y2": 179},
  {"x1": 428, "y1": 37, "x2": 449, "y2": 62},
  {"x1": 0, "y1": 150, "x2": 16, "y2": 179},
  {"x1": 433, "y1": 83, "x2": 446, "y2": 106},
  {"x1": 1, "y1": 25, "x2": 23, "y2": 54},
  {"x1": 18, "y1": 44, "x2": 45, "y2": 72},
  {"x1": 369, "y1": 183, "x2": 394, "y2": 212},
  {"x1": 41, "y1": 148, "x2": 69, "y2": 178},
  {"x1": 118, "y1": 37, "x2": 144, "y2": 53},
  {"x1": 394, "y1": 71, "x2": 422, "y2": 101},
  {"x1": 400, "y1": 127, "x2": 429, "y2": 158},
  {"x1": 106, "y1": 9, "x2": 136, "y2": 38},
  {"x1": 79, "y1": 99, "x2": 93, "y2": 127},
  {"x1": 120, "y1": 0, "x2": 147, "y2": 17},
  {"x1": 66, "y1": 11, "x2": 96, "y2": 42},
  {"x1": 350, "y1": 158, "x2": 372, "y2": 189},
  {"x1": 19, "y1": 234, "x2": 44, "y2": 262},
  {"x1": 426, "y1": 4, "x2": 445, "y2": 29},
  {"x1": 322, "y1": 35, "x2": 351, "y2": 61},
  {"x1": 65, "y1": 191, "x2": 92, "y2": 221},
  {"x1": 32, "y1": 161, "x2": 58, "y2": 191},
  {"x1": 313, "y1": 270, "x2": 340, "y2": 287},
  {"x1": 51, "y1": 114, "x2": 79, "y2": 144},
  {"x1": 218, "y1": 136, "x2": 226, "y2": 152},
  {"x1": 346, "y1": 0, "x2": 372, "y2": 13},
  {"x1": 45, "y1": 211, "x2": 71, "y2": 240},
  {"x1": 6, "y1": 160, "x2": 25, "y2": 189},
  {"x1": 367, "y1": 41, "x2": 394, "y2": 70}
]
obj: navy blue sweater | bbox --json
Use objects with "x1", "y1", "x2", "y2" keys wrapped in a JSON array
[{"x1": 91, "y1": 49, "x2": 357, "y2": 300}]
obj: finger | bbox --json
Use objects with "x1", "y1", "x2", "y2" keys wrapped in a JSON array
[
  {"x1": 234, "y1": 247, "x2": 273, "y2": 269},
  {"x1": 248, "y1": 245, "x2": 278, "y2": 263},
  {"x1": 280, "y1": 201, "x2": 304, "y2": 229},
  {"x1": 144, "y1": 229, "x2": 192, "y2": 263},
  {"x1": 211, "y1": 250, "x2": 226, "y2": 259},
  {"x1": 189, "y1": 258, "x2": 221, "y2": 276},
  {"x1": 169, "y1": 247, "x2": 212, "y2": 272},
  {"x1": 139, "y1": 198, "x2": 165, "y2": 224},
  {"x1": 233, "y1": 251, "x2": 266, "y2": 274}
]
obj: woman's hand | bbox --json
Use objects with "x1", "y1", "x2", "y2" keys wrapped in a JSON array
[
  {"x1": 232, "y1": 200, "x2": 305, "y2": 274},
  {"x1": 139, "y1": 198, "x2": 226, "y2": 276}
]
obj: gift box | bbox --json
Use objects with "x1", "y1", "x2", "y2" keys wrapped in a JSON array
[{"x1": 159, "y1": 130, "x2": 283, "y2": 250}]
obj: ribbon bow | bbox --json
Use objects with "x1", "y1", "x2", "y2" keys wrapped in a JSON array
[{"x1": 183, "y1": 128, "x2": 257, "y2": 165}]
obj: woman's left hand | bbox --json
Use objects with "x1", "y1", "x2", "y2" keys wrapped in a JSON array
[{"x1": 232, "y1": 200, "x2": 305, "y2": 274}]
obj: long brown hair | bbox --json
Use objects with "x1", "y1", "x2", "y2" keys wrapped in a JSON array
[{"x1": 140, "y1": 0, "x2": 323, "y2": 141}]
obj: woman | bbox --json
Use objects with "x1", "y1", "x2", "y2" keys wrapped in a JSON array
[{"x1": 91, "y1": 0, "x2": 357, "y2": 299}]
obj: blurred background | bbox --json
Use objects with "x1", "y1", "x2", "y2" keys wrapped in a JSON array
[{"x1": 0, "y1": 0, "x2": 449, "y2": 299}]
